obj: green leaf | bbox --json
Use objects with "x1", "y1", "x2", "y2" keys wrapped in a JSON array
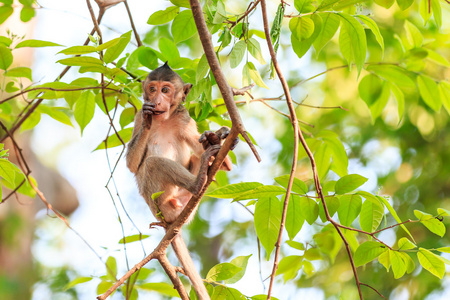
[
  {"x1": 390, "y1": 250, "x2": 406, "y2": 279},
  {"x1": 196, "y1": 54, "x2": 209, "y2": 83},
  {"x1": 0, "y1": 6, "x2": 14, "y2": 25},
  {"x1": 158, "y1": 37, "x2": 180, "y2": 62},
  {"x1": 289, "y1": 16, "x2": 315, "y2": 41},
  {"x1": 36, "y1": 106, "x2": 73, "y2": 127},
  {"x1": 400, "y1": 252, "x2": 415, "y2": 274},
  {"x1": 74, "y1": 91, "x2": 95, "y2": 135},
  {"x1": 0, "y1": 45, "x2": 13, "y2": 70},
  {"x1": 319, "y1": 196, "x2": 340, "y2": 222},
  {"x1": 118, "y1": 234, "x2": 150, "y2": 244},
  {"x1": 95, "y1": 127, "x2": 133, "y2": 150},
  {"x1": 97, "y1": 281, "x2": 113, "y2": 295},
  {"x1": 172, "y1": 9, "x2": 197, "y2": 43},
  {"x1": 170, "y1": 0, "x2": 190, "y2": 7},
  {"x1": 397, "y1": 0, "x2": 414, "y2": 10},
  {"x1": 0, "y1": 158, "x2": 17, "y2": 184},
  {"x1": 337, "y1": 13, "x2": 367, "y2": 74},
  {"x1": 64, "y1": 277, "x2": 92, "y2": 290},
  {"x1": 15, "y1": 39, "x2": 62, "y2": 48},
  {"x1": 139, "y1": 283, "x2": 181, "y2": 297},
  {"x1": 337, "y1": 194, "x2": 362, "y2": 226},
  {"x1": 105, "y1": 256, "x2": 117, "y2": 279},
  {"x1": 57, "y1": 56, "x2": 104, "y2": 67},
  {"x1": 275, "y1": 255, "x2": 303, "y2": 282},
  {"x1": 234, "y1": 185, "x2": 286, "y2": 201},
  {"x1": 335, "y1": 174, "x2": 368, "y2": 194},
  {"x1": 414, "y1": 210, "x2": 446, "y2": 237},
  {"x1": 398, "y1": 237, "x2": 416, "y2": 250},
  {"x1": 294, "y1": 0, "x2": 315, "y2": 13},
  {"x1": 147, "y1": 6, "x2": 180, "y2": 25},
  {"x1": 5, "y1": 67, "x2": 32, "y2": 80},
  {"x1": 437, "y1": 247, "x2": 450, "y2": 253},
  {"x1": 58, "y1": 45, "x2": 97, "y2": 55},
  {"x1": 417, "y1": 248, "x2": 445, "y2": 279},
  {"x1": 246, "y1": 62, "x2": 269, "y2": 89},
  {"x1": 313, "y1": 13, "x2": 340, "y2": 55},
  {"x1": 213, "y1": 0, "x2": 227, "y2": 24},
  {"x1": 151, "y1": 191, "x2": 164, "y2": 201},
  {"x1": 224, "y1": 255, "x2": 252, "y2": 284},
  {"x1": 439, "y1": 81, "x2": 450, "y2": 115},
  {"x1": 96, "y1": 37, "x2": 121, "y2": 51},
  {"x1": 103, "y1": 31, "x2": 132, "y2": 64},
  {"x1": 137, "y1": 47, "x2": 158, "y2": 70},
  {"x1": 206, "y1": 262, "x2": 242, "y2": 281},
  {"x1": 314, "y1": 142, "x2": 331, "y2": 180},
  {"x1": 359, "y1": 73, "x2": 382, "y2": 105},
  {"x1": 431, "y1": 0, "x2": 442, "y2": 29},
  {"x1": 419, "y1": 0, "x2": 432, "y2": 25},
  {"x1": 390, "y1": 82, "x2": 405, "y2": 122},
  {"x1": 0, "y1": 36, "x2": 12, "y2": 47},
  {"x1": 374, "y1": 0, "x2": 395, "y2": 8},
  {"x1": 247, "y1": 38, "x2": 266, "y2": 65},
  {"x1": 359, "y1": 197, "x2": 383, "y2": 232},
  {"x1": 367, "y1": 65, "x2": 415, "y2": 92},
  {"x1": 286, "y1": 195, "x2": 305, "y2": 239},
  {"x1": 230, "y1": 40, "x2": 246, "y2": 69},
  {"x1": 254, "y1": 197, "x2": 282, "y2": 260},
  {"x1": 286, "y1": 240, "x2": 305, "y2": 250},
  {"x1": 20, "y1": 6, "x2": 34, "y2": 22},
  {"x1": 274, "y1": 175, "x2": 308, "y2": 194},
  {"x1": 299, "y1": 196, "x2": 319, "y2": 225},
  {"x1": 378, "y1": 196, "x2": 414, "y2": 242},
  {"x1": 417, "y1": 75, "x2": 441, "y2": 112},
  {"x1": 405, "y1": 20, "x2": 423, "y2": 48},
  {"x1": 437, "y1": 207, "x2": 450, "y2": 216},
  {"x1": 356, "y1": 15, "x2": 384, "y2": 53},
  {"x1": 354, "y1": 241, "x2": 387, "y2": 267},
  {"x1": 324, "y1": 136, "x2": 348, "y2": 177},
  {"x1": 291, "y1": 14, "x2": 322, "y2": 60},
  {"x1": 207, "y1": 182, "x2": 263, "y2": 198}
]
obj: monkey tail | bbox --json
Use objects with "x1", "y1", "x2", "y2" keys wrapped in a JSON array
[{"x1": 171, "y1": 234, "x2": 210, "y2": 300}]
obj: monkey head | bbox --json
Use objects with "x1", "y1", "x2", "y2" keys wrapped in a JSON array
[{"x1": 142, "y1": 62, "x2": 193, "y2": 121}]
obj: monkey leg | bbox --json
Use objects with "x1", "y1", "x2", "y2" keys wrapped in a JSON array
[{"x1": 172, "y1": 233, "x2": 210, "y2": 300}]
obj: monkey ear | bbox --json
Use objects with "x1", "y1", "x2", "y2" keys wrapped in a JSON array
[{"x1": 182, "y1": 83, "x2": 193, "y2": 101}]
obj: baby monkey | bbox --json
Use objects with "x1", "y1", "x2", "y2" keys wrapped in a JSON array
[{"x1": 126, "y1": 62, "x2": 236, "y2": 299}]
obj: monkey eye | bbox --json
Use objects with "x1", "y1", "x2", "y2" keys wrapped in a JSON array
[
  {"x1": 161, "y1": 86, "x2": 169, "y2": 93},
  {"x1": 148, "y1": 86, "x2": 156, "y2": 93}
]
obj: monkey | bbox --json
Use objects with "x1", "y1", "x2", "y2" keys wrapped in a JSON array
[{"x1": 126, "y1": 62, "x2": 237, "y2": 300}]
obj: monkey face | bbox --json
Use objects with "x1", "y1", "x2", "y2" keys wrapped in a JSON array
[{"x1": 143, "y1": 80, "x2": 180, "y2": 121}]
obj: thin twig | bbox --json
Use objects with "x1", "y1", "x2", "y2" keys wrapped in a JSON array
[
  {"x1": 361, "y1": 283, "x2": 386, "y2": 299},
  {"x1": 259, "y1": 1, "x2": 299, "y2": 299},
  {"x1": 123, "y1": 0, "x2": 142, "y2": 47}
]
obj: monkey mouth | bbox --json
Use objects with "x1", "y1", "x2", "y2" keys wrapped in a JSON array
[{"x1": 152, "y1": 110, "x2": 165, "y2": 115}]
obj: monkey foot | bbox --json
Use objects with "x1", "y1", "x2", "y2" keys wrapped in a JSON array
[{"x1": 149, "y1": 221, "x2": 167, "y2": 229}]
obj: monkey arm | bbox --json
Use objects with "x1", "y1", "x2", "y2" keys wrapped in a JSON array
[{"x1": 126, "y1": 110, "x2": 151, "y2": 174}]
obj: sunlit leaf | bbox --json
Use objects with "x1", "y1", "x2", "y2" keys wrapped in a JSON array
[
  {"x1": 15, "y1": 39, "x2": 62, "y2": 48},
  {"x1": 206, "y1": 262, "x2": 242, "y2": 282},
  {"x1": 275, "y1": 255, "x2": 302, "y2": 282},
  {"x1": 147, "y1": 6, "x2": 179, "y2": 25},
  {"x1": 418, "y1": 248, "x2": 445, "y2": 279},
  {"x1": 356, "y1": 15, "x2": 384, "y2": 53},
  {"x1": 230, "y1": 40, "x2": 246, "y2": 69},
  {"x1": 58, "y1": 45, "x2": 97, "y2": 55},
  {"x1": 5, "y1": 66, "x2": 32, "y2": 80},
  {"x1": 398, "y1": 237, "x2": 416, "y2": 250},
  {"x1": 207, "y1": 182, "x2": 263, "y2": 198},
  {"x1": 234, "y1": 185, "x2": 286, "y2": 201},
  {"x1": 118, "y1": 234, "x2": 150, "y2": 244},
  {"x1": 390, "y1": 250, "x2": 406, "y2": 279},
  {"x1": 337, "y1": 194, "x2": 362, "y2": 226},
  {"x1": 74, "y1": 91, "x2": 95, "y2": 135},
  {"x1": 224, "y1": 255, "x2": 252, "y2": 284},
  {"x1": 359, "y1": 197, "x2": 383, "y2": 232},
  {"x1": 64, "y1": 277, "x2": 92, "y2": 290},
  {"x1": 172, "y1": 9, "x2": 197, "y2": 43},
  {"x1": 139, "y1": 282, "x2": 181, "y2": 297},
  {"x1": 254, "y1": 197, "x2": 281, "y2": 260},
  {"x1": 417, "y1": 75, "x2": 441, "y2": 112},
  {"x1": 0, "y1": 45, "x2": 13, "y2": 70},
  {"x1": 103, "y1": 31, "x2": 132, "y2": 64},
  {"x1": 274, "y1": 175, "x2": 308, "y2": 194},
  {"x1": 337, "y1": 13, "x2": 367, "y2": 74},
  {"x1": 335, "y1": 174, "x2": 368, "y2": 194},
  {"x1": 299, "y1": 196, "x2": 319, "y2": 225},
  {"x1": 286, "y1": 195, "x2": 305, "y2": 240},
  {"x1": 95, "y1": 128, "x2": 133, "y2": 150},
  {"x1": 313, "y1": 12, "x2": 340, "y2": 56}
]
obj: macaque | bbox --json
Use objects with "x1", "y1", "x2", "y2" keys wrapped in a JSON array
[{"x1": 126, "y1": 62, "x2": 236, "y2": 299}]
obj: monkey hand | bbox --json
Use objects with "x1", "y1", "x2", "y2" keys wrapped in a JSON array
[
  {"x1": 142, "y1": 102, "x2": 156, "y2": 129},
  {"x1": 200, "y1": 144, "x2": 221, "y2": 166},
  {"x1": 199, "y1": 127, "x2": 239, "y2": 150}
]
